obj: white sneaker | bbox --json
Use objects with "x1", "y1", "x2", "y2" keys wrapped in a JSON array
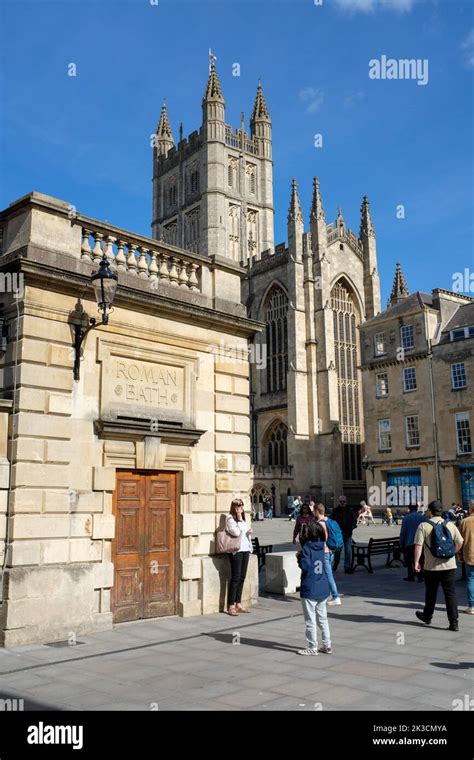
[
  {"x1": 464, "y1": 608, "x2": 474, "y2": 615},
  {"x1": 318, "y1": 645, "x2": 332, "y2": 654},
  {"x1": 327, "y1": 597, "x2": 342, "y2": 606},
  {"x1": 297, "y1": 647, "x2": 319, "y2": 656}
]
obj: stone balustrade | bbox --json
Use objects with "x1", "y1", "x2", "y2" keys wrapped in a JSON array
[
  {"x1": 79, "y1": 225, "x2": 201, "y2": 292},
  {"x1": 0, "y1": 193, "x2": 245, "y2": 309}
]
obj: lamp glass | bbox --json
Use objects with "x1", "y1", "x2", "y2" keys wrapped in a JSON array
[{"x1": 91, "y1": 257, "x2": 118, "y2": 311}]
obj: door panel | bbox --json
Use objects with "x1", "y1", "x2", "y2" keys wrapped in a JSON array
[
  {"x1": 112, "y1": 471, "x2": 177, "y2": 622},
  {"x1": 144, "y1": 474, "x2": 176, "y2": 618}
]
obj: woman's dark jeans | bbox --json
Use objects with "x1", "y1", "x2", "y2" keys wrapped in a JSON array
[{"x1": 228, "y1": 551, "x2": 250, "y2": 606}]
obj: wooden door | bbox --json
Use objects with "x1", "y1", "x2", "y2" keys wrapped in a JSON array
[{"x1": 112, "y1": 471, "x2": 177, "y2": 623}]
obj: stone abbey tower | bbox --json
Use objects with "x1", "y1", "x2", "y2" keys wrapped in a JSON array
[{"x1": 151, "y1": 61, "x2": 381, "y2": 511}]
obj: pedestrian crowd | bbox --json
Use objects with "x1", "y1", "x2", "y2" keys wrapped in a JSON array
[{"x1": 219, "y1": 494, "x2": 474, "y2": 656}]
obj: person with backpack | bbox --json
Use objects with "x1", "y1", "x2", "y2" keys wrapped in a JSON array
[
  {"x1": 296, "y1": 520, "x2": 332, "y2": 655},
  {"x1": 293, "y1": 503, "x2": 314, "y2": 546},
  {"x1": 414, "y1": 500, "x2": 464, "y2": 631},
  {"x1": 314, "y1": 504, "x2": 342, "y2": 606}
]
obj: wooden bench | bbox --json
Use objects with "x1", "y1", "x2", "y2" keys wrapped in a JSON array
[
  {"x1": 351, "y1": 537, "x2": 404, "y2": 574},
  {"x1": 252, "y1": 537, "x2": 273, "y2": 570}
]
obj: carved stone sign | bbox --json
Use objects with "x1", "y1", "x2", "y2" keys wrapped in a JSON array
[
  {"x1": 98, "y1": 340, "x2": 196, "y2": 425},
  {"x1": 112, "y1": 358, "x2": 184, "y2": 411}
]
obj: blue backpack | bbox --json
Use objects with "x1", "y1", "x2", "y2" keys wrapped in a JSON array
[
  {"x1": 326, "y1": 518, "x2": 343, "y2": 552},
  {"x1": 428, "y1": 519, "x2": 456, "y2": 559}
]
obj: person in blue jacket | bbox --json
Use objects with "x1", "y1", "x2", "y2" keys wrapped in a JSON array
[
  {"x1": 400, "y1": 503, "x2": 425, "y2": 582},
  {"x1": 296, "y1": 520, "x2": 332, "y2": 656}
]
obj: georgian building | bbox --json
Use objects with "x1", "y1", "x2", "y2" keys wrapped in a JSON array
[
  {"x1": 152, "y1": 63, "x2": 381, "y2": 511},
  {"x1": 359, "y1": 264, "x2": 474, "y2": 508},
  {"x1": 0, "y1": 192, "x2": 260, "y2": 645}
]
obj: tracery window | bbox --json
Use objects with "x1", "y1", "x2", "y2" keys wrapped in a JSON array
[
  {"x1": 264, "y1": 421, "x2": 288, "y2": 467},
  {"x1": 184, "y1": 209, "x2": 200, "y2": 253},
  {"x1": 265, "y1": 286, "x2": 288, "y2": 393},
  {"x1": 331, "y1": 280, "x2": 362, "y2": 481}
]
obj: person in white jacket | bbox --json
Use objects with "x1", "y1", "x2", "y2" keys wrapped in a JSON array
[{"x1": 226, "y1": 499, "x2": 253, "y2": 616}]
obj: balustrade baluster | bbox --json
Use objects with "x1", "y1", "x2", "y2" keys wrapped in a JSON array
[
  {"x1": 91, "y1": 232, "x2": 103, "y2": 262},
  {"x1": 168, "y1": 257, "x2": 179, "y2": 286},
  {"x1": 81, "y1": 229, "x2": 92, "y2": 260},
  {"x1": 137, "y1": 246, "x2": 149, "y2": 278},
  {"x1": 178, "y1": 260, "x2": 189, "y2": 288},
  {"x1": 149, "y1": 250, "x2": 158, "y2": 282},
  {"x1": 159, "y1": 252, "x2": 169, "y2": 280},
  {"x1": 115, "y1": 240, "x2": 127, "y2": 271},
  {"x1": 188, "y1": 263, "x2": 199, "y2": 291},
  {"x1": 126, "y1": 242, "x2": 138, "y2": 275},
  {"x1": 103, "y1": 235, "x2": 116, "y2": 266}
]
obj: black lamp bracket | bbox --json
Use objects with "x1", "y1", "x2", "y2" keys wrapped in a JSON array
[{"x1": 73, "y1": 316, "x2": 105, "y2": 381}]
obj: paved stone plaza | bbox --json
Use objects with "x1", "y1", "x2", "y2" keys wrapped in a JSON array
[{"x1": 0, "y1": 519, "x2": 471, "y2": 711}]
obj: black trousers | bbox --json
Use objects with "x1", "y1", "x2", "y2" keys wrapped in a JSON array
[
  {"x1": 404, "y1": 544, "x2": 424, "y2": 581},
  {"x1": 423, "y1": 569, "x2": 458, "y2": 623},
  {"x1": 228, "y1": 551, "x2": 250, "y2": 606}
]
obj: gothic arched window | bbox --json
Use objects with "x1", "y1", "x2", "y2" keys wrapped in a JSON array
[
  {"x1": 264, "y1": 421, "x2": 288, "y2": 467},
  {"x1": 264, "y1": 286, "x2": 288, "y2": 392},
  {"x1": 331, "y1": 280, "x2": 362, "y2": 482}
]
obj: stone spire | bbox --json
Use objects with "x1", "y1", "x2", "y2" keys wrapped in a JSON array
[
  {"x1": 359, "y1": 195, "x2": 375, "y2": 239},
  {"x1": 251, "y1": 82, "x2": 271, "y2": 125},
  {"x1": 203, "y1": 61, "x2": 224, "y2": 103},
  {"x1": 389, "y1": 262, "x2": 410, "y2": 306},
  {"x1": 288, "y1": 178, "x2": 303, "y2": 223},
  {"x1": 336, "y1": 207, "x2": 345, "y2": 229},
  {"x1": 156, "y1": 102, "x2": 173, "y2": 139},
  {"x1": 154, "y1": 101, "x2": 174, "y2": 156},
  {"x1": 310, "y1": 177, "x2": 326, "y2": 224}
]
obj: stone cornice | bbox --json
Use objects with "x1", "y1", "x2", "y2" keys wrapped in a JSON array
[
  {"x1": 361, "y1": 352, "x2": 429, "y2": 371},
  {"x1": 94, "y1": 418, "x2": 206, "y2": 446}
]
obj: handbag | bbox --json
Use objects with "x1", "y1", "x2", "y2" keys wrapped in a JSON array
[{"x1": 215, "y1": 528, "x2": 242, "y2": 554}]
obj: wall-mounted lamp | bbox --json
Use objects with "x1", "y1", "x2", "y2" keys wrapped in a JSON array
[{"x1": 73, "y1": 254, "x2": 118, "y2": 381}]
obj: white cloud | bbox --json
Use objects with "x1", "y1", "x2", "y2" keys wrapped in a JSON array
[
  {"x1": 461, "y1": 29, "x2": 474, "y2": 68},
  {"x1": 344, "y1": 91, "x2": 365, "y2": 108},
  {"x1": 299, "y1": 87, "x2": 324, "y2": 114},
  {"x1": 334, "y1": 0, "x2": 415, "y2": 12}
]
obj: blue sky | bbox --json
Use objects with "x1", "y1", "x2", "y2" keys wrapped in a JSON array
[{"x1": 1, "y1": 0, "x2": 473, "y2": 305}]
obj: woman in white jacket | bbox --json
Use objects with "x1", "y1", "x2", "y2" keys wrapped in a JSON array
[{"x1": 226, "y1": 499, "x2": 253, "y2": 616}]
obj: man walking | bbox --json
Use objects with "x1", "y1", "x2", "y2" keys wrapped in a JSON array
[
  {"x1": 331, "y1": 495, "x2": 357, "y2": 573},
  {"x1": 289, "y1": 495, "x2": 302, "y2": 522},
  {"x1": 459, "y1": 501, "x2": 474, "y2": 615},
  {"x1": 400, "y1": 504, "x2": 425, "y2": 582},
  {"x1": 414, "y1": 500, "x2": 463, "y2": 631}
]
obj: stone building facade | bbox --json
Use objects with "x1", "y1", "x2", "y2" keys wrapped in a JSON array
[
  {"x1": 152, "y1": 63, "x2": 381, "y2": 512},
  {"x1": 359, "y1": 264, "x2": 474, "y2": 509},
  {"x1": 0, "y1": 60, "x2": 388, "y2": 644},
  {"x1": 0, "y1": 192, "x2": 260, "y2": 645}
]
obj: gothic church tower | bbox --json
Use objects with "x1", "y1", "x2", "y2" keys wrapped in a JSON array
[{"x1": 151, "y1": 62, "x2": 274, "y2": 260}]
